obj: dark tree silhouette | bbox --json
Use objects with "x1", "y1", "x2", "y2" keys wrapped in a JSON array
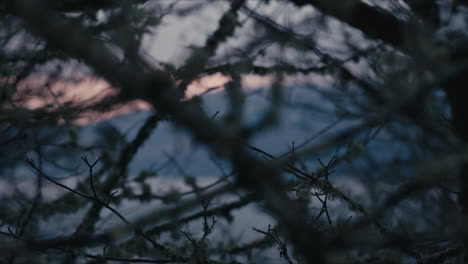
[{"x1": 1, "y1": 0, "x2": 468, "y2": 263}]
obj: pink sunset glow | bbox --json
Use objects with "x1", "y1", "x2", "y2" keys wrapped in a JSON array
[
  {"x1": 15, "y1": 76, "x2": 115, "y2": 110},
  {"x1": 11, "y1": 70, "x2": 332, "y2": 125}
]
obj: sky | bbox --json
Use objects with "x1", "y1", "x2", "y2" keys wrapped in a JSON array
[
  {"x1": 11, "y1": 0, "x2": 401, "y2": 126},
  {"x1": 56, "y1": 1, "x2": 340, "y2": 125},
  {"x1": 9, "y1": 0, "x2": 466, "y2": 126}
]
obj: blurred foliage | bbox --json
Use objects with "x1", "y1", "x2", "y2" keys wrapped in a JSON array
[{"x1": 1, "y1": 0, "x2": 468, "y2": 264}]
